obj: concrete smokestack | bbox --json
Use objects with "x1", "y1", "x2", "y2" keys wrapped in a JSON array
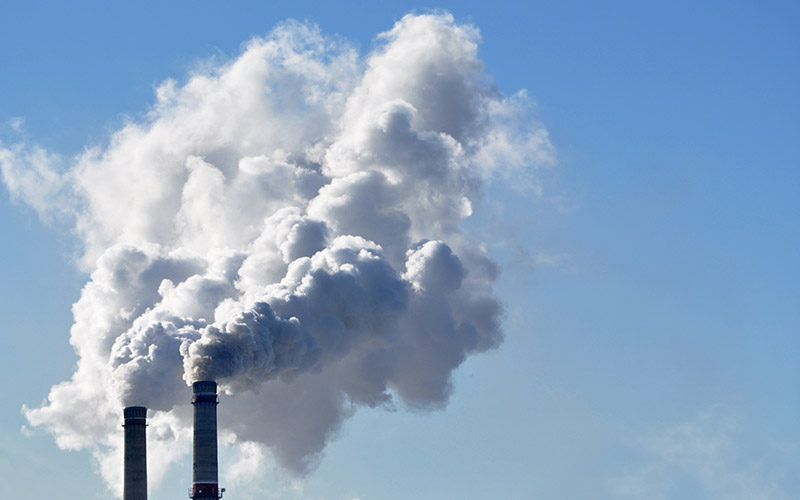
[
  {"x1": 190, "y1": 381, "x2": 223, "y2": 499},
  {"x1": 123, "y1": 406, "x2": 148, "y2": 500}
]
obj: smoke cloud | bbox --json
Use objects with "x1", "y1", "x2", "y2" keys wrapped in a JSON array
[{"x1": 2, "y1": 13, "x2": 554, "y2": 495}]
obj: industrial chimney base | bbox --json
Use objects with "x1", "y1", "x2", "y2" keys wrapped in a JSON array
[{"x1": 189, "y1": 484, "x2": 225, "y2": 499}]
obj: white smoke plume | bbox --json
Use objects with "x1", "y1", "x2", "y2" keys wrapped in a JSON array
[{"x1": 1, "y1": 13, "x2": 554, "y2": 495}]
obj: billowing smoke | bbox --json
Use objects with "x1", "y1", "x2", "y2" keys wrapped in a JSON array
[{"x1": 1, "y1": 13, "x2": 554, "y2": 495}]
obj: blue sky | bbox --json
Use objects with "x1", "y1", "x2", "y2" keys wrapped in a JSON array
[{"x1": 1, "y1": 1, "x2": 798, "y2": 499}]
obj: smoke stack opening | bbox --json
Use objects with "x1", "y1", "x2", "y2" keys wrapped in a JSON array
[
  {"x1": 190, "y1": 381, "x2": 224, "y2": 499},
  {"x1": 123, "y1": 406, "x2": 148, "y2": 500}
]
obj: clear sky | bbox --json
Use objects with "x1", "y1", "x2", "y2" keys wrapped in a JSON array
[{"x1": 1, "y1": 1, "x2": 798, "y2": 499}]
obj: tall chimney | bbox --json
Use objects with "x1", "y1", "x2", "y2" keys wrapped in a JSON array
[
  {"x1": 190, "y1": 381, "x2": 223, "y2": 499},
  {"x1": 123, "y1": 406, "x2": 148, "y2": 500}
]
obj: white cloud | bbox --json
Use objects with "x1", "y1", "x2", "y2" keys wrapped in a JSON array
[
  {"x1": 609, "y1": 408, "x2": 789, "y2": 500},
  {"x1": 0, "y1": 143, "x2": 74, "y2": 222},
  {"x1": 225, "y1": 441, "x2": 267, "y2": 486},
  {"x1": 3, "y1": 12, "x2": 554, "y2": 496}
]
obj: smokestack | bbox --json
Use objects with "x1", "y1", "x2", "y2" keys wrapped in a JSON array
[
  {"x1": 123, "y1": 406, "x2": 148, "y2": 500},
  {"x1": 190, "y1": 381, "x2": 223, "y2": 499}
]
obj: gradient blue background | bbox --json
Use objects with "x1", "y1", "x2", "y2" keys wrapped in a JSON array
[{"x1": 1, "y1": 1, "x2": 798, "y2": 499}]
